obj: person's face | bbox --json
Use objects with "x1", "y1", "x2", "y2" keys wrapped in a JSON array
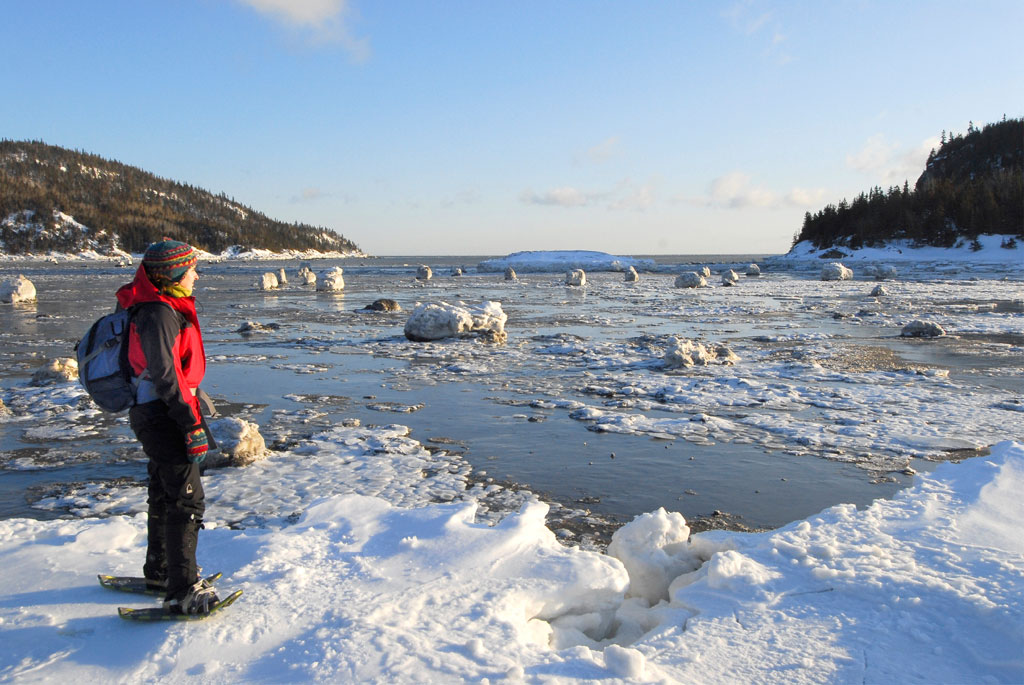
[{"x1": 179, "y1": 266, "x2": 199, "y2": 292}]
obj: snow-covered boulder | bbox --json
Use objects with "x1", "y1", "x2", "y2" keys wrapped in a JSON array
[
  {"x1": 624, "y1": 266, "x2": 639, "y2": 282},
  {"x1": 451, "y1": 267, "x2": 464, "y2": 277},
  {"x1": 504, "y1": 267, "x2": 517, "y2": 281},
  {"x1": 297, "y1": 266, "x2": 316, "y2": 285},
  {"x1": 664, "y1": 339, "x2": 739, "y2": 368},
  {"x1": 746, "y1": 263, "x2": 761, "y2": 277},
  {"x1": 699, "y1": 266, "x2": 712, "y2": 278},
  {"x1": 565, "y1": 269, "x2": 586, "y2": 287},
  {"x1": 721, "y1": 270, "x2": 739, "y2": 286},
  {"x1": 404, "y1": 301, "x2": 507, "y2": 343},
  {"x1": 674, "y1": 272, "x2": 706, "y2": 289},
  {"x1": 206, "y1": 417, "x2": 267, "y2": 467},
  {"x1": 0, "y1": 275, "x2": 36, "y2": 303},
  {"x1": 901, "y1": 320, "x2": 945, "y2": 338},
  {"x1": 317, "y1": 267, "x2": 345, "y2": 292},
  {"x1": 236, "y1": 321, "x2": 280, "y2": 335},
  {"x1": 821, "y1": 262, "x2": 854, "y2": 281},
  {"x1": 863, "y1": 264, "x2": 898, "y2": 280},
  {"x1": 31, "y1": 358, "x2": 78, "y2": 386},
  {"x1": 277, "y1": 268, "x2": 287, "y2": 285},
  {"x1": 870, "y1": 285, "x2": 888, "y2": 297},
  {"x1": 416, "y1": 265, "x2": 433, "y2": 280},
  {"x1": 256, "y1": 272, "x2": 279, "y2": 291},
  {"x1": 358, "y1": 298, "x2": 401, "y2": 313}
]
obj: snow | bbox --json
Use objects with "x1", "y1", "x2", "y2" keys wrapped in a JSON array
[
  {"x1": 403, "y1": 301, "x2": 508, "y2": 342},
  {"x1": 0, "y1": 442, "x2": 1021, "y2": 683},
  {"x1": 478, "y1": 250, "x2": 657, "y2": 273},
  {"x1": 787, "y1": 233, "x2": 1022, "y2": 264}
]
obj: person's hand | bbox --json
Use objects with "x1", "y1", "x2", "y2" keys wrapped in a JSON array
[{"x1": 185, "y1": 427, "x2": 208, "y2": 463}]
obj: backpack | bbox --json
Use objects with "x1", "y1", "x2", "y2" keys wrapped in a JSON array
[{"x1": 75, "y1": 307, "x2": 137, "y2": 412}]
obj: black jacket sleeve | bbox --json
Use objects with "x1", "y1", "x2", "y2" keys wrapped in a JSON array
[{"x1": 134, "y1": 302, "x2": 198, "y2": 433}]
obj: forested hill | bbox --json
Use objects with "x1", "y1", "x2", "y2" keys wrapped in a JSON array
[
  {"x1": 793, "y1": 117, "x2": 1023, "y2": 251},
  {"x1": 0, "y1": 140, "x2": 360, "y2": 256}
]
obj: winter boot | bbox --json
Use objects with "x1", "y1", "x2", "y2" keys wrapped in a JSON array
[{"x1": 163, "y1": 579, "x2": 221, "y2": 615}]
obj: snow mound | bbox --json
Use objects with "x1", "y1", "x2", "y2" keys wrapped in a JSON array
[
  {"x1": 317, "y1": 267, "x2": 345, "y2": 291},
  {"x1": 404, "y1": 301, "x2": 508, "y2": 342},
  {"x1": 0, "y1": 274, "x2": 36, "y2": 303}
]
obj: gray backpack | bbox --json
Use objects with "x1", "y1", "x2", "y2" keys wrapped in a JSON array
[{"x1": 75, "y1": 307, "x2": 136, "y2": 412}]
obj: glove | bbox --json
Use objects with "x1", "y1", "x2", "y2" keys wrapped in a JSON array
[{"x1": 185, "y1": 427, "x2": 209, "y2": 464}]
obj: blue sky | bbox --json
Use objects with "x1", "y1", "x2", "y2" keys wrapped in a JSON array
[{"x1": 3, "y1": 1, "x2": 1021, "y2": 256}]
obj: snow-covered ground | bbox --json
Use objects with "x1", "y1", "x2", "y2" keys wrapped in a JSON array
[
  {"x1": 0, "y1": 441, "x2": 1021, "y2": 682},
  {"x1": 785, "y1": 233, "x2": 1022, "y2": 264}
]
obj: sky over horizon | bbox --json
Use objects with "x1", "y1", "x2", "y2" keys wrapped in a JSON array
[{"x1": 2, "y1": 1, "x2": 1021, "y2": 256}]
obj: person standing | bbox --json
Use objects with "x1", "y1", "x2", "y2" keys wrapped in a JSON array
[{"x1": 116, "y1": 239, "x2": 220, "y2": 615}]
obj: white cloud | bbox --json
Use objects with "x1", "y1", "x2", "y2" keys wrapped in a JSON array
[
  {"x1": 847, "y1": 134, "x2": 939, "y2": 185},
  {"x1": 520, "y1": 187, "x2": 598, "y2": 208},
  {"x1": 520, "y1": 179, "x2": 654, "y2": 211},
  {"x1": 707, "y1": 172, "x2": 776, "y2": 208},
  {"x1": 608, "y1": 179, "x2": 655, "y2": 211},
  {"x1": 723, "y1": 1, "x2": 792, "y2": 63},
  {"x1": 784, "y1": 187, "x2": 829, "y2": 208},
  {"x1": 236, "y1": 0, "x2": 369, "y2": 58},
  {"x1": 688, "y1": 172, "x2": 825, "y2": 210},
  {"x1": 575, "y1": 137, "x2": 621, "y2": 165}
]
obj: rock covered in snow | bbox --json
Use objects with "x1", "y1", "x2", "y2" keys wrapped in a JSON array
[
  {"x1": 404, "y1": 301, "x2": 507, "y2": 343},
  {"x1": 565, "y1": 269, "x2": 586, "y2": 287},
  {"x1": 674, "y1": 272, "x2": 707, "y2": 289},
  {"x1": 277, "y1": 268, "x2": 287, "y2": 284},
  {"x1": 699, "y1": 266, "x2": 712, "y2": 278},
  {"x1": 0, "y1": 274, "x2": 36, "y2": 303},
  {"x1": 317, "y1": 267, "x2": 345, "y2": 292},
  {"x1": 664, "y1": 339, "x2": 739, "y2": 368},
  {"x1": 821, "y1": 262, "x2": 854, "y2": 281},
  {"x1": 206, "y1": 417, "x2": 267, "y2": 467},
  {"x1": 746, "y1": 263, "x2": 761, "y2": 277},
  {"x1": 451, "y1": 267, "x2": 464, "y2": 277},
  {"x1": 871, "y1": 285, "x2": 888, "y2": 297},
  {"x1": 416, "y1": 265, "x2": 432, "y2": 281},
  {"x1": 236, "y1": 321, "x2": 280, "y2": 334},
  {"x1": 504, "y1": 267, "x2": 517, "y2": 281},
  {"x1": 901, "y1": 320, "x2": 946, "y2": 338},
  {"x1": 359, "y1": 298, "x2": 401, "y2": 313},
  {"x1": 256, "y1": 272, "x2": 279, "y2": 291},
  {"x1": 863, "y1": 264, "x2": 898, "y2": 280},
  {"x1": 297, "y1": 266, "x2": 316, "y2": 285},
  {"x1": 721, "y1": 269, "x2": 739, "y2": 286},
  {"x1": 624, "y1": 266, "x2": 639, "y2": 282},
  {"x1": 31, "y1": 358, "x2": 78, "y2": 386}
]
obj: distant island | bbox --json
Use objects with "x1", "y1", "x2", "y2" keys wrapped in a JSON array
[
  {"x1": 0, "y1": 140, "x2": 361, "y2": 258},
  {"x1": 790, "y1": 116, "x2": 1022, "y2": 256},
  {"x1": 477, "y1": 250, "x2": 656, "y2": 273}
]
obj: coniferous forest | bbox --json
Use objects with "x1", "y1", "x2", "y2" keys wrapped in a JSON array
[
  {"x1": 794, "y1": 117, "x2": 1023, "y2": 251},
  {"x1": 0, "y1": 140, "x2": 360, "y2": 255}
]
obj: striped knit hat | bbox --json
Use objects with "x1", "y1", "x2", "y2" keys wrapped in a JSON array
[{"x1": 142, "y1": 239, "x2": 197, "y2": 284}]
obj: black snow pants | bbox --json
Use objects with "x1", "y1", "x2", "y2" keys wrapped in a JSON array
[{"x1": 129, "y1": 400, "x2": 206, "y2": 602}]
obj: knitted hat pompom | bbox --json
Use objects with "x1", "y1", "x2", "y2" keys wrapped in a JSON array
[{"x1": 142, "y1": 239, "x2": 197, "y2": 284}]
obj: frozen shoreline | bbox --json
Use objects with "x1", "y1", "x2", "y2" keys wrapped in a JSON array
[
  {"x1": 1, "y1": 248, "x2": 1022, "y2": 682},
  {"x1": 0, "y1": 441, "x2": 1020, "y2": 682}
]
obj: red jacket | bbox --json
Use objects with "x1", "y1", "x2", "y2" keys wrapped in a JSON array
[{"x1": 116, "y1": 264, "x2": 206, "y2": 432}]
